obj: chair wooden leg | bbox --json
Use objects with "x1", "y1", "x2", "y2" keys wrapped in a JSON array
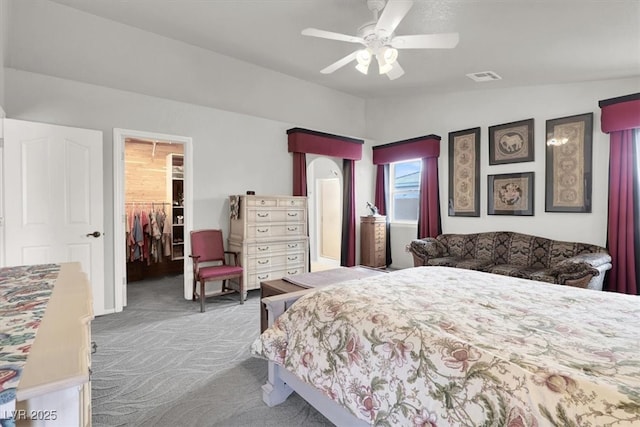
[
  {"x1": 222, "y1": 279, "x2": 227, "y2": 292},
  {"x1": 200, "y1": 280, "x2": 205, "y2": 313},
  {"x1": 239, "y1": 276, "x2": 245, "y2": 305},
  {"x1": 192, "y1": 278, "x2": 197, "y2": 301}
]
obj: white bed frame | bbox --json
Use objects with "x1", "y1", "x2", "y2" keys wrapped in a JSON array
[{"x1": 261, "y1": 290, "x2": 369, "y2": 426}]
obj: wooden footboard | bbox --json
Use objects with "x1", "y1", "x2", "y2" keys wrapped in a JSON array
[{"x1": 260, "y1": 290, "x2": 367, "y2": 426}]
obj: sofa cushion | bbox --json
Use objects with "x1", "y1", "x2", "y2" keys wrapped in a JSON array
[
  {"x1": 475, "y1": 233, "x2": 498, "y2": 261},
  {"x1": 484, "y1": 264, "x2": 525, "y2": 278},
  {"x1": 427, "y1": 257, "x2": 493, "y2": 271},
  {"x1": 507, "y1": 233, "x2": 533, "y2": 267},
  {"x1": 511, "y1": 266, "x2": 557, "y2": 284},
  {"x1": 492, "y1": 232, "x2": 512, "y2": 264},
  {"x1": 549, "y1": 241, "x2": 579, "y2": 262},
  {"x1": 530, "y1": 237, "x2": 552, "y2": 268}
]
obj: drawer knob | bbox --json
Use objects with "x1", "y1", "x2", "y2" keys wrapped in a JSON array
[
  {"x1": 288, "y1": 256, "x2": 298, "y2": 261},
  {"x1": 258, "y1": 260, "x2": 270, "y2": 265},
  {"x1": 257, "y1": 228, "x2": 268, "y2": 233},
  {"x1": 288, "y1": 244, "x2": 298, "y2": 248},
  {"x1": 287, "y1": 212, "x2": 298, "y2": 217},
  {"x1": 258, "y1": 213, "x2": 269, "y2": 217},
  {"x1": 258, "y1": 246, "x2": 269, "y2": 251},
  {"x1": 288, "y1": 227, "x2": 298, "y2": 231}
]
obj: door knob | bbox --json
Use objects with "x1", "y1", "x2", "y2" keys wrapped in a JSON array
[{"x1": 86, "y1": 231, "x2": 101, "y2": 238}]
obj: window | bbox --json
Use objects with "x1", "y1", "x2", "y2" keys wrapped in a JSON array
[{"x1": 390, "y1": 159, "x2": 421, "y2": 222}]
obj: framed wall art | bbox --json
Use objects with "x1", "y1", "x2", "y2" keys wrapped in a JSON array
[
  {"x1": 448, "y1": 127, "x2": 480, "y2": 217},
  {"x1": 488, "y1": 172, "x2": 534, "y2": 216},
  {"x1": 545, "y1": 112, "x2": 593, "y2": 213},
  {"x1": 489, "y1": 118, "x2": 534, "y2": 165}
]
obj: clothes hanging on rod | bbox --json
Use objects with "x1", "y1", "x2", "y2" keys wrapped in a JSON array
[{"x1": 125, "y1": 202, "x2": 171, "y2": 264}]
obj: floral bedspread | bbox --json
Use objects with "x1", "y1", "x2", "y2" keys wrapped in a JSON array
[
  {"x1": 252, "y1": 266, "x2": 640, "y2": 426},
  {"x1": 0, "y1": 264, "x2": 60, "y2": 421}
]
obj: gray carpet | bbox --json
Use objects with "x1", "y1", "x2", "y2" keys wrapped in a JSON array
[{"x1": 91, "y1": 275, "x2": 332, "y2": 426}]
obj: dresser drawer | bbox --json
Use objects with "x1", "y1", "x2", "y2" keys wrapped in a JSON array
[
  {"x1": 247, "y1": 224, "x2": 306, "y2": 239},
  {"x1": 247, "y1": 267, "x2": 293, "y2": 289},
  {"x1": 248, "y1": 250, "x2": 305, "y2": 270},
  {"x1": 246, "y1": 197, "x2": 278, "y2": 207},
  {"x1": 247, "y1": 240, "x2": 306, "y2": 255},
  {"x1": 246, "y1": 208, "x2": 305, "y2": 224},
  {"x1": 278, "y1": 198, "x2": 306, "y2": 207},
  {"x1": 285, "y1": 253, "x2": 305, "y2": 266},
  {"x1": 247, "y1": 209, "x2": 286, "y2": 223}
]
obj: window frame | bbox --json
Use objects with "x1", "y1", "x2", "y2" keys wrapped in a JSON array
[{"x1": 389, "y1": 158, "x2": 422, "y2": 224}]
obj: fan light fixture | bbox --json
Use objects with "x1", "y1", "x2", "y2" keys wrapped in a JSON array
[
  {"x1": 355, "y1": 49, "x2": 372, "y2": 74},
  {"x1": 377, "y1": 46, "x2": 398, "y2": 74},
  {"x1": 302, "y1": 0, "x2": 460, "y2": 80}
]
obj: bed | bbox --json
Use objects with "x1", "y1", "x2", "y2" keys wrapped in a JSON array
[{"x1": 251, "y1": 266, "x2": 640, "y2": 426}]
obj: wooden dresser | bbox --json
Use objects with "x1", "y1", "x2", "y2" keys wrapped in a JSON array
[
  {"x1": 360, "y1": 215, "x2": 387, "y2": 268},
  {"x1": 3, "y1": 263, "x2": 93, "y2": 427},
  {"x1": 228, "y1": 195, "x2": 309, "y2": 295}
]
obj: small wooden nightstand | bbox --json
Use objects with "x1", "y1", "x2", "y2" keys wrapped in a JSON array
[{"x1": 360, "y1": 215, "x2": 386, "y2": 268}]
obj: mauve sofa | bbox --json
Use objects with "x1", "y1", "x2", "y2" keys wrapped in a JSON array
[{"x1": 408, "y1": 231, "x2": 612, "y2": 290}]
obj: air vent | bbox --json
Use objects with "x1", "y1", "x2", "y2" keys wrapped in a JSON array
[{"x1": 466, "y1": 71, "x2": 502, "y2": 82}]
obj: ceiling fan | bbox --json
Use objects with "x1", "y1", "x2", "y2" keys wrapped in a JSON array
[{"x1": 302, "y1": 0, "x2": 459, "y2": 80}]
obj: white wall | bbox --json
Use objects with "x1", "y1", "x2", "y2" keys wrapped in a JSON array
[
  {"x1": 5, "y1": 69, "x2": 376, "y2": 311},
  {"x1": 367, "y1": 77, "x2": 640, "y2": 269},
  {"x1": 6, "y1": 0, "x2": 365, "y2": 138},
  {"x1": 3, "y1": 0, "x2": 377, "y2": 312},
  {"x1": 0, "y1": 0, "x2": 7, "y2": 110}
]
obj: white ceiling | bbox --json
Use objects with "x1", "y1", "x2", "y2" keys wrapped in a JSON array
[{"x1": 49, "y1": 0, "x2": 640, "y2": 99}]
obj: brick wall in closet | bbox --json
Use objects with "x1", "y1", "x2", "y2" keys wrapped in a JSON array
[{"x1": 125, "y1": 140, "x2": 184, "y2": 204}]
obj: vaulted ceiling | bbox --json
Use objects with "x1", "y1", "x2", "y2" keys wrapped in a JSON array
[{"x1": 50, "y1": 0, "x2": 640, "y2": 99}]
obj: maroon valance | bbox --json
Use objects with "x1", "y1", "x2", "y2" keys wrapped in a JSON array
[
  {"x1": 287, "y1": 128, "x2": 363, "y2": 160},
  {"x1": 599, "y1": 93, "x2": 640, "y2": 133},
  {"x1": 372, "y1": 134, "x2": 441, "y2": 165}
]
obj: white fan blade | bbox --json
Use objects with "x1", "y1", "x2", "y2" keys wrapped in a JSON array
[
  {"x1": 302, "y1": 28, "x2": 364, "y2": 44},
  {"x1": 391, "y1": 33, "x2": 460, "y2": 49},
  {"x1": 375, "y1": 0, "x2": 414, "y2": 34},
  {"x1": 386, "y1": 61, "x2": 405, "y2": 80},
  {"x1": 320, "y1": 51, "x2": 359, "y2": 74}
]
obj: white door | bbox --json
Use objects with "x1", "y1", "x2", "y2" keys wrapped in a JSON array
[{"x1": 4, "y1": 119, "x2": 105, "y2": 315}]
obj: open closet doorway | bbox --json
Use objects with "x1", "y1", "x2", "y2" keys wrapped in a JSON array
[
  {"x1": 307, "y1": 156, "x2": 343, "y2": 272},
  {"x1": 113, "y1": 129, "x2": 193, "y2": 312}
]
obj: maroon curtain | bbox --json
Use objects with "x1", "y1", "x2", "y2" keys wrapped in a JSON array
[
  {"x1": 606, "y1": 129, "x2": 638, "y2": 294},
  {"x1": 341, "y1": 159, "x2": 356, "y2": 266},
  {"x1": 373, "y1": 134, "x2": 442, "y2": 241},
  {"x1": 374, "y1": 164, "x2": 392, "y2": 266},
  {"x1": 599, "y1": 93, "x2": 640, "y2": 295},
  {"x1": 292, "y1": 152, "x2": 307, "y2": 196},
  {"x1": 417, "y1": 157, "x2": 442, "y2": 238},
  {"x1": 288, "y1": 128, "x2": 363, "y2": 267}
]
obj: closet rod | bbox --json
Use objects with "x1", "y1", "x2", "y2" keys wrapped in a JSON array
[{"x1": 125, "y1": 201, "x2": 171, "y2": 205}]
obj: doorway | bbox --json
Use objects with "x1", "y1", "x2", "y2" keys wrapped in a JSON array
[
  {"x1": 307, "y1": 156, "x2": 342, "y2": 272},
  {"x1": 123, "y1": 139, "x2": 184, "y2": 282},
  {"x1": 113, "y1": 129, "x2": 193, "y2": 312}
]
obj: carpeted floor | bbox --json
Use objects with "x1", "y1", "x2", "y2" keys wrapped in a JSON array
[{"x1": 91, "y1": 275, "x2": 332, "y2": 426}]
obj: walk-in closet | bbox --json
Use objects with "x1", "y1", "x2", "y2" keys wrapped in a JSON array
[{"x1": 125, "y1": 138, "x2": 185, "y2": 283}]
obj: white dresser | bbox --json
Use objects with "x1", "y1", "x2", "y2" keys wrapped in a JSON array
[{"x1": 228, "y1": 195, "x2": 309, "y2": 294}]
